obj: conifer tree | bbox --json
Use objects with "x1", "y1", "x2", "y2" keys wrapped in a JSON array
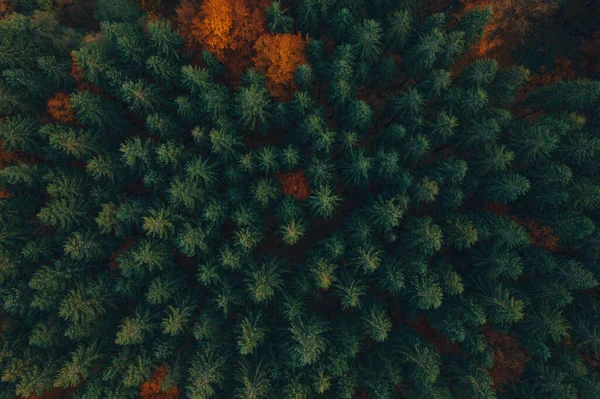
[{"x1": 1, "y1": 3, "x2": 599, "y2": 398}]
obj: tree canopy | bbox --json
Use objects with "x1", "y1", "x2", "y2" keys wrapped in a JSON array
[{"x1": 0, "y1": 1, "x2": 599, "y2": 399}]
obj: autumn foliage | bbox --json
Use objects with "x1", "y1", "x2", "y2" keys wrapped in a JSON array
[
  {"x1": 47, "y1": 93, "x2": 76, "y2": 124},
  {"x1": 483, "y1": 327, "x2": 530, "y2": 391},
  {"x1": 462, "y1": 0, "x2": 558, "y2": 61},
  {"x1": 190, "y1": 0, "x2": 236, "y2": 60},
  {"x1": 253, "y1": 33, "x2": 309, "y2": 98},
  {"x1": 185, "y1": 0, "x2": 267, "y2": 61},
  {"x1": 521, "y1": 218, "x2": 560, "y2": 252},
  {"x1": 0, "y1": 0, "x2": 13, "y2": 19},
  {"x1": 139, "y1": 365, "x2": 180, "y2": 399},
  {"x1": 277, "y1": 169, "x2": 311, "y2": 201},
  {"x1": 177, "y1": 1, "x2": 307, "y2": 96}
]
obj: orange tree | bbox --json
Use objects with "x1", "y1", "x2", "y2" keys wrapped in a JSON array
[{"x1": 253, "y1": 32, "x2": 309, "y2": 98}]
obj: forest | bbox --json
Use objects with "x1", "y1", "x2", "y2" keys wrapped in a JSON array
[{"x1": 0, "y1": 0, "x2": 599, "y2": 398}]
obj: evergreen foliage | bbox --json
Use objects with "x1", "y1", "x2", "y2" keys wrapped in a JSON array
[{"x1": 0, "y1": 1, "x2": 599, "y2": 398}]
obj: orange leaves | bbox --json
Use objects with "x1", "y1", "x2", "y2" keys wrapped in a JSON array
[
  {"x1": 47, "y1": 93, "x2": 76, "y2": 124},
  {"x1": 253, "y1": 33, "x2": 308, "y2": 98},
  {"x1": 521, "y1": 218, "x2": 560, "y2": 252},
  {"x1": 175, "y1": 0, "x2": 199, "y2": 48},
  {"x1": 178, "y1": 0, "x2": 308, "y2": 96},
  {"x1": 230, "y1": 3, "x2": 267, "y2": 58},
  {"x1": 187, "y1": 0, "x2": 266, "y2": 62},
  {"x1": 483, "y1": 327, "x2": 530, "y2": 391},
  {"x1": 0, "y1": 0, "x2": 13, "y2": 19},
  {"x1": 139, "y1": 365, "x2": 180, "y2": 399},
  {"x1": 190, "y1": 0, "x2": 235, "y2": 60},
  {"x1": 461, "y1": 0, "x2": 558, "y2": 63},
  {"x1": 462, "y1": 0, "x2": 558, "y2": 39},
  {"x1": 472, "y1": 24, "x2": 503, "y2": 57},
  {"x1": 277, "y1": 169, "x2": 311, "y2": 201}
]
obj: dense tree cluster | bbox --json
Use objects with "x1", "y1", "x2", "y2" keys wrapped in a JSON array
[{"x1": 0, "y1": 0, "x2": 600, "y2": 398}]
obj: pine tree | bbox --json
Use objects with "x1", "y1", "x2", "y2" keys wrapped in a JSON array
[
  {"x1": 236, "y1": 82, "x2": 272, "y2": 133},
  {"x1": 1, "y1": 3, "x2": 600, "y2": 398},
  {"x1": 351, "y1": 19, "x2": 382, "y2": 64},
  {"x1": 267, "y1": 1, "x2": 294, "y2": 34}
]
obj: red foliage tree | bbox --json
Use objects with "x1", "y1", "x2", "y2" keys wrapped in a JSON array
[
  {"x1": 190, "y1": 0, "x2": 235, "y2": 61},
  {"x1": 521, "y1": 218, "x2": 560, "y2": 252},
  {"x1": 175, "y1": 0, "x2": 200, "y2": 52},
  {"x1": 462, "y1": 0, "x2": 559, "y2": 60},
  {"x1": 139, "y1": 365, "x2": 180, "y2": 399},
  {"x1": 182, "y1": 0, "x2": 267, "y2": 61},
  {"x1": 47, "y1": 93, "x2": 76, "y2": 124},
  {"x1": 0, "y1": 0, "x2": 13, "y2": 19},
  {"x1": 177, "y1": 0, "x2": 270, "y2": 81},
  {"x1": 277, "y1": 169, "x2": 311, "y2": 201},
  {"x1": 253, "y1": 33, "x2": 309, "y2": 98},
  {"x1": 483, "y1": 326, "x2": 530, "y2": 391}
]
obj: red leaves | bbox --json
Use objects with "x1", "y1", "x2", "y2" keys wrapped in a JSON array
[
  {"x1": 277, "y1": 169, "x2": 311, "y2": 201},
  {"x1": 0, "y1": 0, "x2": 13, "y2": 19},
  {"x1": 483, "y1": 327, "x2": 530, "y2": 391},
  {"x1": 462, "y1": 0, "x2": 558, "y2": 57},
  {"x1": 185, "y1": 0, "x2": 266, "y2": 62},
  {"x1": 520, "y1": 218, "x2": 560, "y2": 252},
  {"x1": 253, "y1": 33, "x2": 309, "y2": 98},
  {"x1": 139, "y1": 365, "x2": 180, "y2": 399},
  {"x1": 178, "y1": 0, "x2": 310, "y2": 95},
  {"x1": 47, "y1": 93, "x2": 76, "y2": 124},
  {"x1": 190, "y1": 0, "x2": 236, "y2": 61}
]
